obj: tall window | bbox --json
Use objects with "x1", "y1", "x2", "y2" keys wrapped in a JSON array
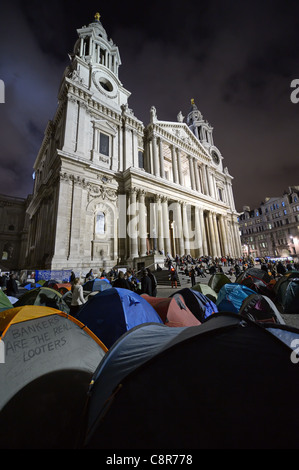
[
  {"x1": 99, "y1": 132, "x2": 109, "y2": 156},
  {"x1": 138, "y1": 151, "x2": 144, "y2": 168},
  {"x1": 96, "y1": 211, "x2": 105, "y2": 234}
]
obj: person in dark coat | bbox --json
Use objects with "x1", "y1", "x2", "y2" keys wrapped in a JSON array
[
  {"x1": 6, "y1": 273, "x2": 19, "y2": 297},
  {"x1": 141, "y1": 269, "x2": 152, "y2": 296},
  {"x1": 190, "y1": 267, "x2": 196, "y2": 287},
  {"x1": 147, "y1": 268, "x2": 157, "y2": 297},
  {"x1": 113, "y1": 271, "x2": 131, "y2": 289},
  {"x1": 276, "y1": 261, "x2": 286, "y2": 276}
]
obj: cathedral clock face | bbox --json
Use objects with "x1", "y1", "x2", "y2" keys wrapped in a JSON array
[{"x1": 211, "y1": 150, "x2": 220, "y2": 165}]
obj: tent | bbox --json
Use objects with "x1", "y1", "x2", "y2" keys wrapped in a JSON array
[
  {"x1": 192, "y1": 282, "x2": 218, "y2": 302},
  {"x1": 141, "y1": 294, "x2": 201, "y2": 327},
  {"x1": 236, "y1": 267, "x2": 274, "y2": 285},
  {"x1": 50, "y1": 282, "x2": 72, "y2": 295},
  {"x1": 282, "y1": 278, "x2": 299, "y2": 314},
  {"x1": 216, "y1": 283, "x2": 256, "y2": 313},
  {"x1": 273, "y1": 272, "x2": 299, "y2": 305},
  {"x1": 0, "y1": 289, "x2": 13, "y2": 312},
  {"x1": 77, "y1": 287, "x2": 163, "y2": 348},
  {"x1": 170, "y1": 288, "x2": 218, "y2": 323},
  {"x1": 0, "y1": 305, "x2": 107, "y2": 449},
  {"x1": 22, "y1": 282, "x2": 42, "y2": 290},
  {"x1": 235, "y1": 267, "x2": 276, "y2": 299},
  {"x1": 208, "y1": 272, "x2": 232, "y2": 293},
  {"x1": 14, "y1": 286, "x2": 70, "y2": 314},
  {"x1": 82, "y1": 313, "x2": 299, "y2": 449},
  {"x1": 83, "y1": 278, "x2": 112, "y2": 293},
  {"x1": 239, "y1": 293, "x2": 285, "y2": 324}
]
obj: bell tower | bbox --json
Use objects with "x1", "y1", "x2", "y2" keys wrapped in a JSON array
[{"x1": 187, "y1": 98, "x2": 222, "y2": 169}]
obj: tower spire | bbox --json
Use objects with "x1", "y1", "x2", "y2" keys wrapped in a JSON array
[{"x1": 94, "y1": 12, "x2": 101, "y2": 21}]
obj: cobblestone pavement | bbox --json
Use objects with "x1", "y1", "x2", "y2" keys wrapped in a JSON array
[{"x1": 156, "y1": 269, "x2": 299, "y2": 330}]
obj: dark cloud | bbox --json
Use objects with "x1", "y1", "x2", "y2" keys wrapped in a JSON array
[{"x1": 1, "y1": 0, "x2": 299, "y2": 211}]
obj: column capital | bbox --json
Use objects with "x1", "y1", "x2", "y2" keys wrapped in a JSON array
[{"x1": 137, "y1": 188, "x2": 146, "y2": 198}]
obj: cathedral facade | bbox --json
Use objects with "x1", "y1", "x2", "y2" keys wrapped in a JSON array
[{"x1": 25, "y1": 13, "x2": 242, "y2": 271}]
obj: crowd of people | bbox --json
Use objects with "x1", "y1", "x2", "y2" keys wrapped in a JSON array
[
  {"x1": 2, "y1": 253, "x2": 298, "y2": 318},
  {"x1": 165, "y1": 253, "x2": 299, "y2": 285}
]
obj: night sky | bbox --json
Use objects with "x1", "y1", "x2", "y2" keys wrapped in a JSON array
[{"x1": 1, "y1": 0, "x2": 299, "y2": 212}]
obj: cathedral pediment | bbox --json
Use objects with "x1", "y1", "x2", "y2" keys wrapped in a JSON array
[
  {"x1": 154, "y1": 121, "x2": 210, "y2": 159},
  {"x1": 92, "y1": 119, "x2": 117, "y2": 135}
]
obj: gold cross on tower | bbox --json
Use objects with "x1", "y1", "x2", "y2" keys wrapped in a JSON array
[{"x1": 94, "y1": 12, "x2": 101, "y2": 21}]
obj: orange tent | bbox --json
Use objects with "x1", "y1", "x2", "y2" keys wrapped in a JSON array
[{"x1": 141, "y1": 294, "x2": 200, "y2": 327}]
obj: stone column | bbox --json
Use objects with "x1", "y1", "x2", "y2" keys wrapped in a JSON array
[
  {"x1": 158, "y1": 138, "x2": 165, "y2": 178},
  {"x1": 176, "y1": 148, "x2": 183, "y2": 185},
  {"x1": 212, "y1": 213, "x2": 221, "y2": 257},
  {"x1": 194, "y1": 160, "x2": 200, "y2": 192},
  {"x1": 188, "y1": 156, "x2": 195, "y2": 190},
  {"x1": 194, "y1": 206, "x2": 201, "y2": 255},
  {"x1": 200, "y1": 208, "x2": 208, "y2": 255},
  {"x1": 171, "y1": 145, "x2": 178, "y2": 184},
  {"x1": 175, "y1": 201, "x2": 184, "y2": 255},
  {"x1": 62, "y1": 95, "x2": 78, "y2": 153},
  {"x1": 201, "y1": 164, "x2": 209, "y2": 195},
  {"x1": 138, "y1": 190, "x2": 147, "y2": 256},
  {"x1": 182, "y1": 202, "x2": 190, "y2": 254},
  {"x1": 206, "y1": 167, "x2": 215, "y2": 198},
  {"x1": 156, "y1": 195, "x2": 164, "y2": 253},
  {"x1": 233, "y1": 220, "x2": 242, "y2": 257},
  {"x1": 220, "y1": 215, "x2": 229, "y2": 256},
  {"x1": 152, "y1": 135, "x2": 159, "y2": 177},
  {"x1": 208, "y1": 211, "x2": 217, "y2": 257},
  {"x1": 162, "y1": 197, "x2": 171, "y2": 255},
  {"x1": 128, "y1": 188, "x2": 138, "y2": 259}
]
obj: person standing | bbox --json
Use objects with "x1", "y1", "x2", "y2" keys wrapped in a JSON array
[
  {"x1": 70, "y1": 277, "x2": 86, "y2": 317},
  {"x1": 113, "y1": 271, "x2": 131, "y2": 289},
  {"x1": 190, "y1": 267, "x2": 196, "y2": 287},
  {"x1": 147, "y1": 268, "x2": 157, "y2": 297},
  {"x1": 170, "y1": 267, "x2": 178, "y2": 289},
  {"x1": 6, "y1": 273, "x2": 19, "y2": 297},
  {"x1": 141, "y1": 269, "x2": 152, "y2": 296}
]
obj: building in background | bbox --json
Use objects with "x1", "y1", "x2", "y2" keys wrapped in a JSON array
[
  {"x1": 5, "y1": 13, "x2": 242, "y2": 272},
  {"x1": 0, "y1": 193, "x2": 30, "y2": 272},
  {"x1": 238, "y1": 186, "x2": 299, "y2": 260}
]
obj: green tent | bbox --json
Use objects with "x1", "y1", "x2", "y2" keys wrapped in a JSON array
[
  {"x1": 192, "y1": 283, "x2": 218, "y2": 302},
  {"x1": 0, "y1": 290, "x2": 13, "y2": 312},
  {"x1": 208, "y1": 272, "x2": 232, "y2": 293},
  {"x1": 14, "y1": 287, "x2": 70, "y2": 314}
]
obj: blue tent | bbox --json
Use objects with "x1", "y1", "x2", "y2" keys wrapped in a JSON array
[
  {"x1": 83, "y1": 278, "x2": 112, "y2": 292},
  {"x1": 216, "y1": 283, "x2": 256, "y2": 313},
  {"x1": 77, "y1": 287, "x2": 163, "y2": 348},
  {"x1": 170, "y1": 288, "x2": 218, "y2": 322}
]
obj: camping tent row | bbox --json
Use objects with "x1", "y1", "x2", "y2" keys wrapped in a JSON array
[
  {"x1": 79, "y1": 314, "x2": 299, "y2": 449},
  {"x1": 2, "y1": 307, "x2": 299, "y2": 448},
  {"x1": 203, "y1": 269, "x2": 299, "y2": 315}
]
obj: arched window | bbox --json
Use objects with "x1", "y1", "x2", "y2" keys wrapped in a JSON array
[{"x1": 95, "y1": 211, "x2": 105, "y2": 234}]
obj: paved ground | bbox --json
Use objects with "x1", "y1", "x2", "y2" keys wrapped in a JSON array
[{"x1": 156, "y1": 269, "x2": 299, "y2": 329}]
